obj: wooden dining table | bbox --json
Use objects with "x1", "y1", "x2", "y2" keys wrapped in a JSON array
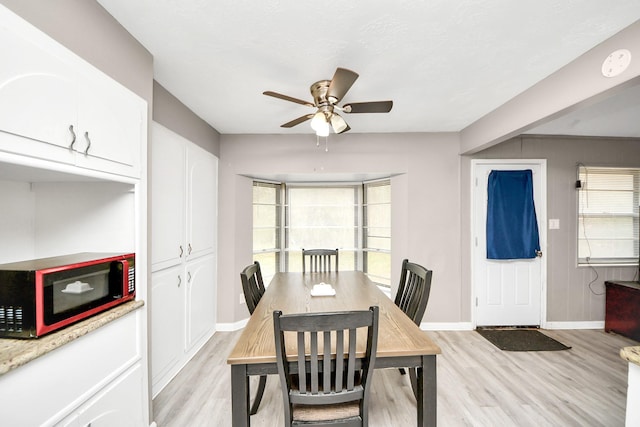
[{"x1": 227, "y1": 271, "x2": 441, "y2": 426}]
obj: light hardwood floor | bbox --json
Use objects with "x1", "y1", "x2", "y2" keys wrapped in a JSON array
[{"x1": 152, "y1": 328, "x2": 637, "y2": 426}]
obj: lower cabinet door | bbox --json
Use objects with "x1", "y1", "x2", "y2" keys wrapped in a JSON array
[
  {"x1": 79, "y1": 364, "x2": 144, "y2": 427},
  {"x1": 55, "y1": 364, "x2": 143, "y2": 427},
  {"x1": 185, "y1": 254, "x2": 216, "y2": 351},
  {"x1": 151, "y1": 265, "x2": 185, "y2": 394}
]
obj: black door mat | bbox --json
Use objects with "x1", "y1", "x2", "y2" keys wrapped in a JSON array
[{"x1": 476, "y1": 328, "x2": 571, "y2": 352}]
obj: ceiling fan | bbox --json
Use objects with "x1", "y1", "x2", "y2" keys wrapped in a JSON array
[{"x1": 263, "y1": 67, "x2": 393, "y2": 136}]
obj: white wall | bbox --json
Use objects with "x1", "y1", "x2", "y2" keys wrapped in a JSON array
[{"x1": 217, "y1": 132, "x2": 462, "y2": 325}]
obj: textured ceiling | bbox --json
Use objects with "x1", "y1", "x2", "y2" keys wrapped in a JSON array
[{"x1": 96, "y1": 0, "x2": 640, "y2": 137}]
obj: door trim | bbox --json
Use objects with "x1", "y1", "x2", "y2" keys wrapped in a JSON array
[{"x1": 470, "y1": 159, "x2": 548, "y2": 329}]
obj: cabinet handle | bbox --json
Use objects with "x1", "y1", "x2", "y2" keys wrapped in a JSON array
[
  {"x1": 179, "y1": 245, "x2": 184, "y2": 258},
  {"x1": 177, "y1": 275, "x2": 181, "y2": 287},
  {"x1": 188, "y1": 243, "x2": 192, "y2": 255},
  {"x1": 84, "y1": 131, "x2": 91, "y2": 155},
  {"x1": 68, "y1": 125, "x2": 76, "y2": 150},
  {"x1": 187, "y1": 271, "x2": 192, "y2": 283}
]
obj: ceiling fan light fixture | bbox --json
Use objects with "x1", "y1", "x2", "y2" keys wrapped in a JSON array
[
  {"x1": 310, "y1": 111, "x2": 327, "y2": 131},
  {"x1": 310, "y1": 111, "x2": 330, "y2": 136},
  {"x1": 315, "y1": 122, "x2": 330, "y2": 137},
  {"x1": 330, "y1": 113, "x2": 348, "y2": 133}
]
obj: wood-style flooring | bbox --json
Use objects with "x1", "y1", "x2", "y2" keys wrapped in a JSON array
[{"x1": 152, "y1": 328, "x2": 637, "y2": 426}]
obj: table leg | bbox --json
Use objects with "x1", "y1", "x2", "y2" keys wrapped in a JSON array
[
  {"x1": 231, "y1": 364, "x2": 250, "y2": 427},
  {"x1": 416, "y1": 355, "x2": 437, "y2": 427}
]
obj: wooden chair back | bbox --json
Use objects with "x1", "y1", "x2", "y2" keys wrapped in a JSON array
[
  {"x1": 302, "y1": 248, "x2": 339, "y2": 273},
  {"x1": 273, "y1": 306, "x2": 379, "y2": 427},
  {"x1": 240, "y1": 261, "x2": 265, "y2": 314},
  {"x1": 394, "y1": 259, "x2": 433, "y2": 326}
]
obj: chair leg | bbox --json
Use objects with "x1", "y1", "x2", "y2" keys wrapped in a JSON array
[
  {"x1": 250, "y1": 375, "x2": 267, "y2": 415},
  {"x1": 408, "y1": 368, "x2": 419, "y2": 401}
]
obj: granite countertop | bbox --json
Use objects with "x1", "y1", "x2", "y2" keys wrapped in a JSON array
[
  {"x1": 0, "y1": 300, "x2": 144, "y2": 376},
  {"x1": 620, "y1": 346, "x2": 640, "y2": 366}
]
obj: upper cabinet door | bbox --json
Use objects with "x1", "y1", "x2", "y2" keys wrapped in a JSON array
[
  {"x1": 76, "y1": 72, "x2": 145, "y2": 177},
  {"x1": 151, "y1": 123, "x2": 186, "y2": 271},
  {"x1": 0, "y1": 9, "x2": 146, "y2": 178},
  {"x1": 186, "y1": 143, "x2": 217, "y2": 260},
  {"x1": 0, "y1": 23, "x2": 78, "y2": 157}
]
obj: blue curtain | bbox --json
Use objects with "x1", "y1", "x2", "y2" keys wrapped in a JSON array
[{"x1": 486, "y1": 170, "x2": 540, "y2": 259}]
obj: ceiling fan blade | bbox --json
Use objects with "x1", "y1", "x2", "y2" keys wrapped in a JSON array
[
  {"x1": 327, "y1": 68, "x2": 359, "y2": 102},
  {"x1": 281, "y1": 114, "x2": 314, "y2": 128},
  {"x1": 330, "y1": 113, "x2": 350, "y2": 134},
  {"x1": 263, "y1": 91, "x2": 314, "y2": 107},
  {"x1": 344, "y1": 100, "x2": 393, "y2": 114}
]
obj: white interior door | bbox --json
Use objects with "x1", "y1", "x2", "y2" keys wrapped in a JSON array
[{"x1": 473, "y1": 159, "x2": 546, "y2": 327}]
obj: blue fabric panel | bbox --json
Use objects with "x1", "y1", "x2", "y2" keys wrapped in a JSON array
[{"x1": 486, "y1": 170, "x2": 540, "y2": 259}]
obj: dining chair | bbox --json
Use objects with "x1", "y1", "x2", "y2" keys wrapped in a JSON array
[
  {"x1": 302, "y1": 248, "x2": 339, "y2": 273},
  {"x1": 240, "y1": 261, "x2": 267, "y2": 415},
  {"x1": 393, "y1": 258, "x2": 433, "y2": 398},
  {"x1": 273, "y1": 306, "x2": 379, "y2": 427}
]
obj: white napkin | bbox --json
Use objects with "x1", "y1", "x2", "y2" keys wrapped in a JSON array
[{"x1": 310, "y1": 282, "x2": 336, "y2": 296}]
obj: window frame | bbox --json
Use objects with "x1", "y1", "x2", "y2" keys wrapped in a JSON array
[
  {"x1": 363, "y1": 179, "x2": 391, "y2": 287},
  {"x1": 252, "y1": 180, "x2": 283, "y2": 282},
  {"x1": 577, "y1": 165, "x2": 640, "y2": 266},
  {"x1": 252, "y1": 179, "x2": 392, "y2": 287}
]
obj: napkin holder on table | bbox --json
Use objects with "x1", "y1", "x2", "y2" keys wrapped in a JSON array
[{"x1": 310, "y1": 282, "x2": 336, "y2": 296}]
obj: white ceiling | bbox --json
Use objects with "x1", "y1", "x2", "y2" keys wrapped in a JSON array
[{"x1": 96, "y1": 0, "x2": 640, "y2": 138}]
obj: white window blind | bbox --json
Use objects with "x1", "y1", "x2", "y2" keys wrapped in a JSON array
[
  {"x1": 578, "y1": 166, "x2": 639, "y2": 265},
  {"x1": 252, "y1": 181, "x2": 282, "y2": 281},
  {"x1": 363, "y1": 180, "x2": 391, "y2": 286},
  {"x1": 252, "y1": 179, "x2": 393, "y2": 286},
  {"x1": 285, "y1": 185, "x2": 359, "y2": 272}
]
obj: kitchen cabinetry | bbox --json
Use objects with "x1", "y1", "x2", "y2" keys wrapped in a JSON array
[
  {"x1": 57, "y1": 358, "x2": 144, "y2": 427},
  {"x1": 0, "y1": 10, "x2": 145, "y2": 178},
  {"x1": 0, "y1": 5, "x2": 148, "y2": 427},
  {"x1": 150, "y1": 122, "x2": 217, "y2": 396}
]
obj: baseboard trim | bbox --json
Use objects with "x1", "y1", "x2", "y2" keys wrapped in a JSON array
[
  {"x1": 216, "y1": 318, "x2": 248, "y2": 332},
  {"x1": 421, "y1": 322, "x2": 474, "y2": 331},
  {"x1": 545, "y1": 321, "x2": 605, "y2": 330},
  {"x1": 217, "y1": 320, "x2": 605, "y2": 332}
]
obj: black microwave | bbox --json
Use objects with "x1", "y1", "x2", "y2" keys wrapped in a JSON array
[{"x1": 0, "y1": 253, "x2": 135, "y2": 339}]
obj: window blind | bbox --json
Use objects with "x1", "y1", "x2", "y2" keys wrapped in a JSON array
[{"x1": 578, "y1": 166, "x2": 640, "y2": 265}]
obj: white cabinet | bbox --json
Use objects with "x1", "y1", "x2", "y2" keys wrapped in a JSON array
[
  {"x1": 185, "y1": 253, "x2": 216, "y2": 350},
  {"x1": 0, "y1": 9, "x2": 145, "y2": 178},
  {"x1": 150, "y1": 254, "x2": 217, "y2": 393},
  {"x1": 150, "y1": 122, "x2": 217, "y2": 396},
  {"x1": 57, "y1": 364, "x2": 144, "y2": 427},
  {"x1": 151, "y1": 123, "x2": 217, "y2": 270},
  {"x1": 150, "y1": 124, "x2": 185, "y2": 269},
  {"x1": 150, "y1": 265, "x2": 184, "y2": 385},
  {"x1": 0, "y1": 5, "x2": 148, "y2": 427}
]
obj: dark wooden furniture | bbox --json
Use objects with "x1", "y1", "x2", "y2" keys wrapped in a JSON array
[
  {"x1": 395, "y1": 259, "x2": 433, "y2": 326},
  {"x1": 394, "y1": 259, "x2": 433, "y2": 396},
  {"x1": 273, "y1": 306, "x2": 379, "y2": 426},
  {"x1": 302, "y1": 248, "x2": 339, "y2": 273},
  {"x1": 605, "y1": 280, "x2": 640, "y2": 342},
  {"x1": 227, "y1": 271, "x2": 441, "y2": 427},
  {"x1": 239, "y1": 261, "x2": 267, "y2": 415}
]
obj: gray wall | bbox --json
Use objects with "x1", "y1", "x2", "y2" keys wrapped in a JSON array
[
  {"x1": 152, "y1": 81, "x2": 220, "y2": 156},
  {"x1": 218, "y1": 132, "x2": 462, "y2": 325},
  {"x1": 463, "y1": 135, "x2": 640, "y2": 322}
]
